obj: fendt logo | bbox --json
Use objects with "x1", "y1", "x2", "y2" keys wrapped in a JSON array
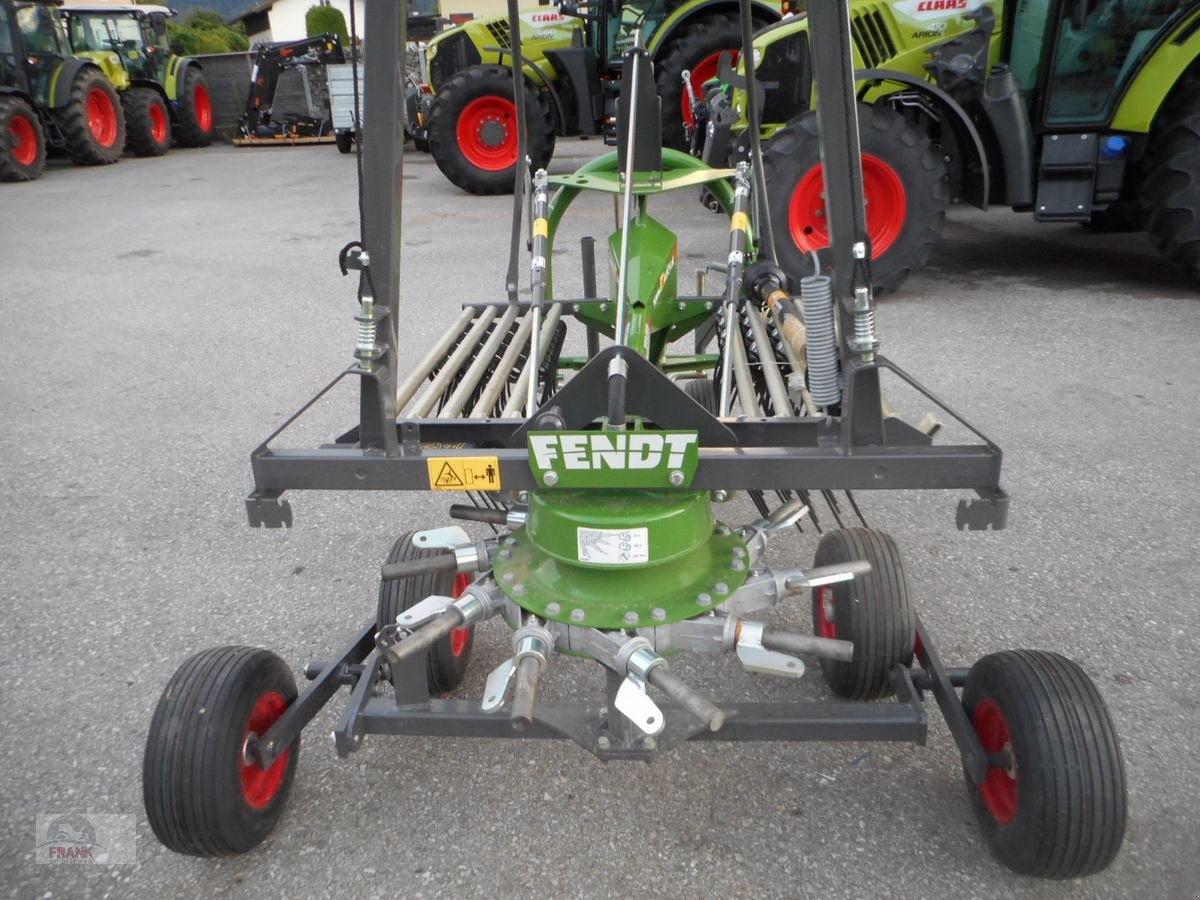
[{"x1": 528, "y1": 431, "x2": 700, "y2": 488}]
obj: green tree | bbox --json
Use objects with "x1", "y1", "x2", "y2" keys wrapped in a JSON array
[
  {"x1": 305, "y1": 5, "x2": 349, "y2": 46},
  {"x1": 165, "y1": 8, "x2": 250, "y2": 56}
]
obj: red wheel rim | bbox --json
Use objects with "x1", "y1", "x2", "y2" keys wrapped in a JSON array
[
  {"x1": 240, "y1": 690, "x2": 291, "y2": 810},
  {"x1": 788, "y1": 154, "x2": 907, "y2": 258},
  {"x1": 816, "y1": 585, "x2": 836, "y2": 639},
  {"x1": 150, "y1": 102, "x2": 168, "y2": 144},
  {"x1": 9, "y1": 114, "x2": 38, "y2": 166},
  {"x1": 682, "y1": 50, "x2": 735, "y2": 130},
  {"x1": 973, "y1": 698, "x2": 1017, "y2": 825},
  {"x1": 86, "y1": 87, "x2": 119, "y2": 148},
  {"x1": 456, "y1": 96, "x2": 517, "y2": 171},
  {"x1": 449, "y1": 572, "x2": 470, "y2": 657},
  {"x1": 193, "y1": 82, "x2": 213, "y2": 133}
]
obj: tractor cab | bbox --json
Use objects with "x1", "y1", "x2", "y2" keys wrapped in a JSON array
[
  {"x1": 59, "y1": 4, "x2": 173, "y2": 88},
  {"x1": 9, "y1": 1, "x2": 70, "y2": 100}
]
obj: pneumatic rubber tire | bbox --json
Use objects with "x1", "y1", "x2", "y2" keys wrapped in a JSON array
[
  {"x1": 173, "y1": 66, "x2": 214, "y2": 147},
  {"x1": 335, "y1": 130, "x2": 354, "y2": 154},
  {"x1": 427, "y1": 64, "x2": 555, "y2": 195},
  {"x1": 58, "y1": 67, "x2": 125, "y2": 165},
  {"x1": 1142, "y1": 76, "x2": 1200, "y2": 280},
  {"x1": 143, "y1": 646, "x2": 300, "y2": 856},
  {"x1": 962, "y1": 650, "x2": 1127, "y2": 878},
  {"x1": 811, "y1": 528, "x2": 914, "y2": 700},
  {"x1": 654, "y1": 15, "x2": 749, "y2": 152},
  {"x1": 0, "y1": 96, "x2": 46, "y2": 181},
  {"x1": 378, "y1": 531, "x2": 475, "y2": 694},
  {"x1": 123, "y1": 87, "x2": 171, "y2": 157},
  {"x1": 762, "y1": 102, "x2": 947, "y2": 294}
]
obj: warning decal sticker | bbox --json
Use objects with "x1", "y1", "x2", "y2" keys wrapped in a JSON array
[{"x1": 426, "y1": 456, "x2": 502, "y2": 492}]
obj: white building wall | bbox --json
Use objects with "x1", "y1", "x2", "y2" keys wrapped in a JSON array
[{"x1": 264, "y1": 0, "x2": 367, "y2": 44}]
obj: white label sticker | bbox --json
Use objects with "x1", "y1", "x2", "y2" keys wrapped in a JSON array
[{"x1": 577, "y1": 527, "x2": 649, "y2": 565}]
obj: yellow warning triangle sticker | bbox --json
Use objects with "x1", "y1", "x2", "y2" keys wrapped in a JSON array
[{"x1": 434, "y1": 461, "x2": 464, "y2": 487}]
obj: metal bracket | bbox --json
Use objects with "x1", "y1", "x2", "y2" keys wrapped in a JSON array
[
  {"x1": 734, "y1": 620, "x2": 805, "y2": 678},
  {"x1": 482, "y1": 658, "x2": 516, "y2": 712},
  {"x1": 245, "y1": 490, "x2": 293, "y2": 528},
  {"x1": 394, "y1": 594, "x2": 455, "y2": 631},
  {"x1": 614, "y1": 674, "x2": 666, "y2": 737},
  {"x1": 956, "y1": 488, "x2": 1010, "y2": 531},
  {"x1": 412, "y1": 525, "x2": 472, "y2": 549}
]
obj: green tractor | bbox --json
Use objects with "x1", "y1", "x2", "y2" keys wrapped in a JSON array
[
  {"x1": 59, "y1": 3, "x2": 214, "y2": 156},
  {"x1": 420, "y1": 0, "x2": 793, "y2": 194},
  {"x1": 702, "y1": 0, "x2": 1200, "y2": 289},
  {"x1": 0, "y1": 0, "x2": 124, "y2": 182}
]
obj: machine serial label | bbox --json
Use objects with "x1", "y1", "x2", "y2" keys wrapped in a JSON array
[
  {"x1": 426, "y1": 456, "x2": 502, "y2": 491},
  {"x1": 527, "y1": 431, "x2": 700, "y2": 489},
  {"x1": 577, "y1": 527, "x2": 649, "y2": 565}
]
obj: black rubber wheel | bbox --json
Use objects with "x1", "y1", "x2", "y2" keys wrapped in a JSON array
[
  {"x1": 962, "y1": 650, "x2": 1127, "y2": 878},
  {"x1": 57, "y1": 67, "x2": 125, "y2": 165},
  {"x1": 173, "y1": 66, "x2": 214, "y2": 147},
  {"x1": 682, "y1": 376, "x2": 717, "y2": 414},
  {"x1": 143, "y1": 646, "x2": 300, "y2": 856},
  {"x1": 1142, "y1": 77, "x2": 1200, "y2": 279},
  {"x1": 123, "y1": 87, "x2": 171, "y2": 157},
  {"x1": 379, "y1": 531, "x2": 475, "y2": 694},
  {"x1": 811, "y1": 528, "x2": 914, "y2": 700},
  {"x1": 335, "y1": 130, "x2": 354, "y2": 153},
  {"x1": 0, "y1": 96, "x2": 46, "y2": 181},
  {"x1": 414, "y1": 134, "x2": 430, "y2": 153},
  {"x1": 763, "y1": 102, "x2": 947, "y2": 294},
  {"x1": 427, "y1": 64, "x2": 555, "y2": 195},
  {"x1": 654, "y1": 15, "x2": 745, "y2": 152}
]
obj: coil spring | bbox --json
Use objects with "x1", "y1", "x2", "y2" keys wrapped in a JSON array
[
  {"x1": 800, "y1": 275, "x2": 840, "y2": 408},
  {"x1": 854, "y1": 307, "x2": 877, "y2": 348}
]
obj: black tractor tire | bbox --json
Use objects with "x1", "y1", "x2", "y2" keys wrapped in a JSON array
[
  {"x1": 123, "y1": 87, "x2": 171, "y2": 157},
  {"x1": 962, "y1": 650, "x2": 1126, "y2": 878},
  {"x1": 682, "y1": 376, "x2": 717, "y2": 414},
  {"x1": 1142, "y1": 79, "x2": 1200, "y2": 279},
  {"x1": 762, "y1": 102, "x2": 948, "y2": 294},
  {"x1": 335, "y1": 130, "x2": 354, "y2": 154},
  {"x1": 379, "y1": 531, "x2": 475, "y2": 694},
  {"x1": 427, "y1": 64, "x2": 555, "y2": 195},
  {"x1": 173, "y1": 66, "x2": 214, "y2": 147},
  {"x1": 0, "y1": 96, "x2": 46, "y2": 181},
  {"x1": 57, "y1": 67, "x2": 125, "y2": 165},
  {"x1": 143, "y1": 646, "x2": 300, "y2": 856},
  {"x1": 654, "y1": 14, "x2": 746, "y2": 152},
  {"x1": 811, "y1": 527, "x2": 914, "y2": 700}
]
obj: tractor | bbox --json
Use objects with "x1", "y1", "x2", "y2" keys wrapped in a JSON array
[
  {"x1": 58, "y1": 3, "x2": 214, "y2": 156},
  {"x1": 0, "y1": 0, "x2": 124, "y2": 182},
  {"x1": 700, "y1": 0, "x2": 1200, "y2": 291},
  {"x1": 419, "y1": 0, "x2": 792, "y2": 194}
]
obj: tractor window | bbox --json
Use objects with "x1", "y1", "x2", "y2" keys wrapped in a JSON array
[
  {"x1": 14, "y1": 3, "x2": 66, "y2": 57},
  {"x1": 1044, "y1": 0, "x2": 1182, "y2": 125},
  {"x1": 1009, "y1": 0, "x2": 1054, "y2": 93},
  {"x1": 607, "y1": 0, "x2": 674, "y2": 63},
  {"x1": 0, "y1": 5, "x2": 13, "y2": 85}
]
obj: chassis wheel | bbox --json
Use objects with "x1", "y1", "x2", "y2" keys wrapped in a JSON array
[
  {"x1": 143, "y1": 646, "x2": 300, "y2": 856},
  {"x1": 0, "y1": 96, "x2": 45, "y2": 182},
  {"x1": 379, "y1": 531, "x2": 475, "y2": 693},
  {"x1": 763, "y1": 102, "x2": 947, "y2": 294},
  {"x1": 962, "y1": 650, "x2": 1126, "y2": 878},
  {"x1": 123, "y1": 87, "x2": 171, "y2": 157},
  {"x1": 811, "y1": 528, "x2": 914, "y2": 700},
  {"x1": 1142, "y1": 77, "x2": 1200, "y2": 279},
  {"x1": 427, "y1": 64, "x2": 555, "y2": 195},
  {"x1": 58, "y1": 67, "x2": 125, "y2": 165},
  {"x1": 654, "y1": 15, "x2": 750, "y2": 151},
  {"x1": 682, "y1": 376, "x2": 717, "y2": 414},
  {"x1": 335, "y1": 130, "x2": 354, "y2": 154},
  {"x1": 173, "y1": 66, "x2": 214, "y2": 147}
]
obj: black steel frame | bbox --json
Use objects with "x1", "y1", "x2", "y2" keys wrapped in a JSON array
[{"x1": 243, "y1": 1, "x2": 1000, "y2": 786}]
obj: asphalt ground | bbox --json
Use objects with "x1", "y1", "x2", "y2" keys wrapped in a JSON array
[{"x1": 2, "y1": 139, "x2": 1199, "y2": 899}]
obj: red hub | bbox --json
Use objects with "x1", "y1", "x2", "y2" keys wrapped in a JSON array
[
  {"x1": 456, "y1": 96, "x2": 518, "y2": 171},
  {"x1": 240, "y1": 690, "x2": 291, "y2": 809},
  {"x1": 972, "y1": 698, "x2": 1017, "y2": 825},
  {"x1": 86, "y1": 87, "x2": 119, "y2": 148},
  {"x1": 9, "y1": 114, "x2": 37, "y2": 166},
  {"x1": 788, "y1": 154, "x2": 907, "y2": 258},
  {"x1": 816, "y1": 585, "x2": 837, "y2": 639},
  {"x1": 449, "y1": 572, "x2": 470, "y2": 657},
  {"x1": 681, "y1": 50, "x2": 736, "y2": 130},
  {"x1": 194, "y1": 83, "x2": 213, "y2": 133},
  {"x1": 150, "y1": 102, "x2": 168, "y2": 144}
]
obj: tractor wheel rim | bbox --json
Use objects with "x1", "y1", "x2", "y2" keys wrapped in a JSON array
[
  {"x1": 456, "y1": 96, "x2": 517, "y2": 171},
  {"x1": 86, "y1": 87, "x2": 118, "y2": 148},
  {"x1": 194, "y1": 83, "x2": 212, "y2": 132},
  {"x1": 449, "y1": 572, "x2": 470, "y2": 657},
  {"x1": 973, "y1": 698, "x2": 1017, "y2": 825},
  {"x1": 150, "y1": 102, "x2": 168, "y2": 143},
  {"x1": 787, "y1": 154, "x2": 907, "y2": 258},
  {"x1": 816, "y1": 586, "x2": 836, "y2": 639},
  {"x1": 240, "y1": 690, "x2": 291, "y2": 810},
  {"x1": 10, "y1": 114, "x2": 38, "y2": 166},
  {"x1": 682, "y1": 50, "x2": 735, "y2": 130}
]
